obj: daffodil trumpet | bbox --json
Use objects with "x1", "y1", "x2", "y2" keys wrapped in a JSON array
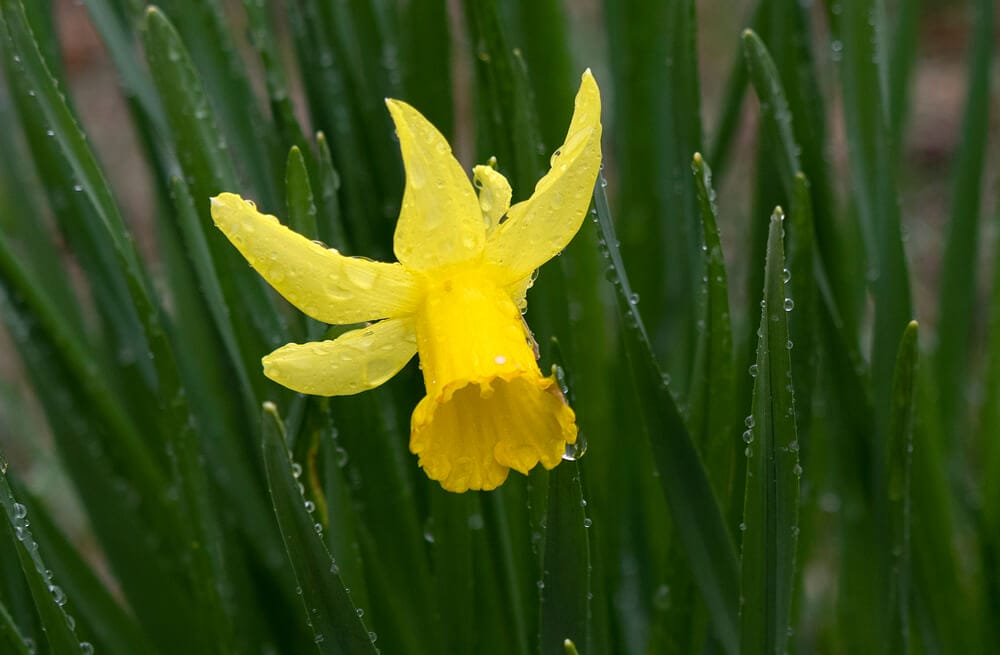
[{"x1": 211, "y1": 70, "x2": 602, "y2": 492}]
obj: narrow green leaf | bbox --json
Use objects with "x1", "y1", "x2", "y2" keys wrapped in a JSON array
[
  {"x1": 934, "y1": 0, "x2": 993, "y2": 434},
  {"x1": 242, "y1": 0, "x2": 309, "y2": 153},
  {"x1": 604, "y1": 0, "x2": 704, "y2": 385},
  {"x1": 153, "y1": 0, "x2": 280, "y2": 208},
  {"x1": 429, "y1": 489, "x2": 476, "y2": 654},
  {"x1": 315, "y1": 132, "x2": 351, "y2": 251},
  {"x1": 741, "y1": 30, "x2": 800, "y2": 198},
  {"x1": 261, "y1": 402, "x2": 377, "y2": 654},
  {"x1": 887, "y1": 0, "x2": 922, "y2": 158},
  {"x1": 740, "y1": 208, "x2": 801, "y2": 655},
  {"x1": 787, "y1": 173, "x2": 817, "y2": 446},
  {"x1": 399, "y1": 0, "x2": 452, "y2": 137},
  {"x1": 538, "y1": 349, "x2": 590, "y2": 655},
  {"x1": 12, "y1": 485, "x2": 154, "y2": 655},
  {"x1": 0, "y1": 599, "x2": 31, "y2": 655},
  {"x1": 689, "y1": 153, "x2": 737, "y2": 509},
  {"x1": 141, "y1": 5, "x2": 283, "y2": 361},
  {"x1": 0, "y1": 467, "x2": 84, "y2": 654},
  {"x1": 831, "y1": 0, "x2": 912, "y2": 432},
  {"x1": 887, "y1": 321, "x2": 918, "y2": 655},
  {"x1": 462, "y1": 0, "x2": 543, "y2": 193},
  {"x1": 168, "y1": 174, "x2": 257, "y2": 417},
  {"x1": 593, "y1": 179, "x2": 739, "y2": 655},
  {"x1": 286, "y1": 146, "x2": 320, "y2": 240},
  {"x1": 540, "y1": 461, "x2": 590, "y2": 655}
]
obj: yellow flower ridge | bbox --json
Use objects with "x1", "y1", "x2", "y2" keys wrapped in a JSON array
[{"x1": 210, "y1": 70, "x2": 602, "y2": 492}]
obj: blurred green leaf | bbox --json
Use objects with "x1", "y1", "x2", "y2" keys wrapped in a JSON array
[
  {"x1": 0, "y1": 600, "x2": 31, "y2": 655},
  {"x1": 886, "y1": 321, "x2": 918, "y2": 655},
  {"x1": 934, "y1": 0, "x2": 993, "y2": 435}
]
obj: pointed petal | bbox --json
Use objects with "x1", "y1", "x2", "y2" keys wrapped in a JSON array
[
  {"x1": 473, "y1": 164, "x2": 512, "y2": 235},
  {"x1": 485, "y1": 70, "x2": 602, "y2": 284},
  {"x1": 262, "y1": 318, "x2": 417, "y2": 396},
  {"x1": 386, "y1": 99, "x2": 484, "y2": 270},
  {"x1": 211, "y1": 193, "x2": 420, "y2": 324}
]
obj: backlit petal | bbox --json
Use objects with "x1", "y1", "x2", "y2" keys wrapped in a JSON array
[
  {"x1": 386, "y1": 99, "x2": 484, "y2": 271},
  {"x1": 473, "y1": 164, "x2": 512, "y2": 236},
  {"x1": 262, "y1": 317, "x2": 417, "y2": 396},
  {"x1": 485, "y1": 70, "x2": 602, "y2": 285},
  {"x1": 211, "y1": 193, "x2": 419, "y2": 324}
]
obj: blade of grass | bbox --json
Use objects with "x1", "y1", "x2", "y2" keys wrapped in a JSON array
[
  {"x1": 831, "y1": 0, "x2": 913, "y2": 432},
  {"x1": 540, "y1": 462, "x2": 590, "y2": 655},
  {"x1": 604, "y1": 0, "x2": 704, "y2": 386},
  {"x1": 689, "y1": 153, "x2": 737, "y2": 509},
  {"x1": 740, "y1": 208, "x2": 801, "y2": 655},
  {"x1": 933, "y1": 0, "x2": 993, "y2": 435},
  {"x1": 0, "y1": 600, "x2": 32, "y2": 655},
  {"x1": 11, "y1": 483, "x2": 154, "y2": 655},
  {"x1": 141, "y1": 5, "x2": 285, "y2": 369},
  {"x1": 261, "y1": 402, "x2": 377, "y2": 654},
  {"x1": 0, "y1": 467, "x2": 85, "y2": 654},
  {"x1": 887, "y1": 321, "x2": 918, "y2": 654},
  {"x1": 593, "y1": 178, "x2": 738, "y2": 655},
  {"x1": 540, "y1": 352, "x2": 590, "y2": 655}
]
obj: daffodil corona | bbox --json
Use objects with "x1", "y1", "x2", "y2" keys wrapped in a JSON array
[{"x1": 211, "y1": 71, "x2": 602, "y2": 492}]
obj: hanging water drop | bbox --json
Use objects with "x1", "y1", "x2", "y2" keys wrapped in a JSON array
[{"x1": 784, "y1": 298, "x2": 794, "y2": 311}]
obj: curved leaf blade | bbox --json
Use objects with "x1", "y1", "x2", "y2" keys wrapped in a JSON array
[{"x1": 262, "y1": 403, "x2": 376, "y2": 655}]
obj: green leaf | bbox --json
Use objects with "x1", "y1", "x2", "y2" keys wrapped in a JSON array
[
  {"x1": 0, "y1": 467, "x2": 84, "y2": 654},
  {"x1": 886, "y1": 321, "x2": 918, "y2": 654},
  {"x1": 286, "y1": 146, "x2": 320, "y2": 241},
  {"x1": 141, "y1": 5, "x2": 283, "y2": 364},
  {"x1": 0, "y1": 599, "x2": 31, "y2": 655},
  {"x1": 11, "y1": 485, "x2": 154, "y2": 655},
  {"x1": 261, "y1": 402, "x2": 377, "y2": 654},
  {"x1": 593, "y1": 178, "x2": 739, "y2": 655},
  {"x1": 934, "y1": 0, "x2": 993, "y2": 434},
  {"x1": 429, "y1": 489, "x2": 476, "y2": 654},
  {"x1": 604, "y1": 0, "x2": 704, "y2": 386},
  {"x1": 830, "y1": 0, "x2": 912, "y2": 431},
  {"x1": 689, "y1": 153, "x2": 737, "y2": 509},
  {"x1": 740, "y1": 208, "x2": 801, "y2": 655},
  {"x1": 540, "y1": 461, "x2": 590, "y2": 655}
]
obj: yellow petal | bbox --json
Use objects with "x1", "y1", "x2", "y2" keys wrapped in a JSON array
[
  {"x1": 262, "y1": 317, "x2": 417, "y2": 396},
  {"x1": 485, "y1": 70, "x2": 603, "y2": 285},
  {"x1": 386, "y1": 99, "x2": 484, "y2": 271},
  {"x1": 211, "y1": 193, "x2": 419, "y2": 324},
  {"x1": 409, "y1": 267, "x2": 576, "y2": 492},
  {"x1": 473, "y1": 164, "x2": 512, "y2": 236}
]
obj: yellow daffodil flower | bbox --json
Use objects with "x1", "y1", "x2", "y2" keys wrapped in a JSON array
[{"x1": 211, "y1": 70, "x2": 602, "y2": 492}]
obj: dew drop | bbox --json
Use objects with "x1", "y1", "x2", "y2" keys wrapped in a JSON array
[
  {"x1": 583, "y1": 518, "x2": 592, "y2": 528},
  {"x1": 782, "y1": 267, "x2": 791, "y2": 283},
  {"x1": 13, "y1": 502, "x2": 26, "y2": 519},
  {"x1": 80, "y1": 643, "x2": 94, "y2": 655},
  {"x1": 738, "y1": 522, "x2": 747, "y2": 532},
  {"x1": 562, "y1": 434, "x2": 588, "y2": 461},
  {"x1": 314, "y1": 523, "x2": 323, "y2": 534},
  {"x1": 742, "y1": 430, "x2": 753, "y2": 444},
  {"x1": 291, "y1": 462, "x2": 302, "y2": 478},
  {"x1": 304, "y1": 500, "x2": 315, "y2": 513},
  {"x1": 356, "y1": 608, "x2": 364, "y2": 618},
  {"x1": 784, "y1": 298, "x2": 795, "y2": 311},
  {"x1": 792, "y1": 463, "x2": 803, "y2": 477},
  {"x1": 745, "y1": 415, "x2": 755, "y2": 429},
  {"x1": 749, "y1": 364, "x2": 758, "y2": 377}
]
